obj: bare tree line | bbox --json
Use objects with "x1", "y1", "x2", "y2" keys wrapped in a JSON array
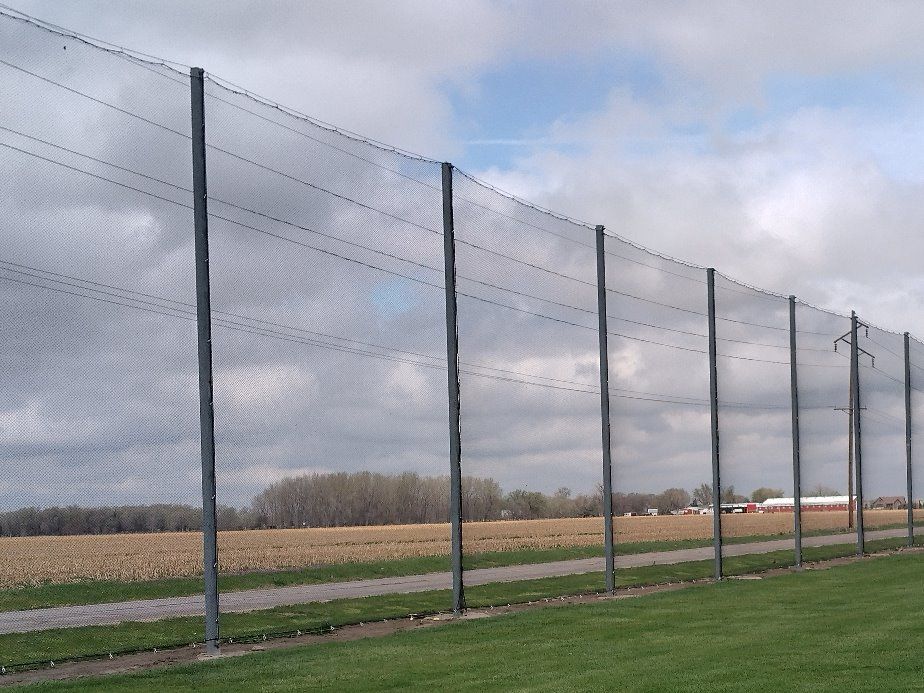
[{"x1": 2, "y1": 471, "x2": 831, "y2": 537}]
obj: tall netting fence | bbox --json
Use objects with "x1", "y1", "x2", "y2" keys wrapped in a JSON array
[
  {"x1": 451, "y1": 172, "x2": 604, "y2": 593},
  {"x1": 794, "y1": 304, "x2": 855, "y2": 549},
  {"x1": 604, "y1": 236, "x2": 712, "y2": 584},
  {"x1": 0, "y1": 11, "x2": 203, "y2": 666},
  {"x1": 202, "y1": 78, "x2": 449, "y2": 641},
  {"x1": 712, "y1": 276, "x2": 794, "y2": 564},
  {"x1": 5, "y1": 6, "x2": 924, "y2": 676},
  {"x1": 909, "y1": 337, "x2": 924, "y2": 545},
  {"x1": 858, "y1": 323, "x2": 912, "y2": 537}
]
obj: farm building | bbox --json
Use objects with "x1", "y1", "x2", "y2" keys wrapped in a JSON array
[
  {"x1": 870, "y1": 496, "x2": 906, "y2": 510},
  {"x1": 760, "y1": 496, "x2": 851, "y2": 512},
  {"x1": 678, "y1": 499, "x2": 710, "y2": 515}
]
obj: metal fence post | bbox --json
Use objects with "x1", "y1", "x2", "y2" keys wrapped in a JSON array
[
  {"x1": 706, "y1": 268, "x2": 722, "y2": 580},
  {"x1": 441, "y1": 162, "x2": 465, "y2": 614},
  {"x1": 851, "y1": 310, "x2": 865, "y2": 555},
  {"x1": 190, "y1": 66, "x2": 220, "y2": 655},
  {"x1": 595, "y1": 225, "x2": 615, "y2": 593},
  {"x1": 789, "y1": 296, "x2": 802, "y2": 568},
  {"x1": 905, "y1": 332, "x2": 913, "y2": 547}
]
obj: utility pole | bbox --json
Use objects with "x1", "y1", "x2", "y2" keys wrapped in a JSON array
[
  {"x1": 834, "y1": 313, "x2": 873, "y2": 553},
  {"x1": 833, "y1": 401, "x2": 857, "y2": 529},
  {"x1": 595, "y1": 225, "x2": 616, "y2": 594}
]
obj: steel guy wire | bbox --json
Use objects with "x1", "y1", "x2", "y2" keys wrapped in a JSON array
[
  {"x1": 0, "y1": 5, "x2": 190, "y2": 72},
  {"x1": 1, "y1": 6, "x2": 437, "y2": 166}
]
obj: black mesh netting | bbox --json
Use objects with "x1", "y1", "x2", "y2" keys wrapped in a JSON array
[
  {"x1": 3, "y1": 5, "x2": 924, "y2": 673},
  {"x1": 451, "y1": 171, "x2": 604, "y2": 574},
  {"x1": 712, "y1": 275, "x2": 793, "y2": 557},
  {"x1": 857, "y1": 323, "x2": 910, "y2": 533},
  {"x1": 795, "y1": 304, "x2": 856, "y2": 546},
  {"x1": 0, "y1": 10, "x2": 202, "y2": 663},
  {"x1": 604, "y1": 234, "x2": 712, "y2": 581},
  {"x1": 202, "y1": 78, "x2": 448, "y2": 641}
]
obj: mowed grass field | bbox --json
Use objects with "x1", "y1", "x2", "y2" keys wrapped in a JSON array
[
  {"x1": 13, "y1": 551, "x2": 924, "y2": 692},
  {"x1": 2, "y1": 510, "x2": 916, "y2": 587}
]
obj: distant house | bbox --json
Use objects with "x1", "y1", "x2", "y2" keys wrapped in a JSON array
[
  {"x1": 871, "y1": 496, "x2": 906, "y2": 510},
  {"x1": 646, "y1": 508, "x2": 658, "y2": 516}
]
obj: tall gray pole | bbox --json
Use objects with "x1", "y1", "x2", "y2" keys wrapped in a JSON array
[
  {"x1": 851, "y1": 310, "x2": 865, "y2": 555},
  {"x1": 789, "y1": 296, "x2": 802, "y2": 568},
  {"x1": 595, "y1": 225, "x2": 615, "y2": 593},
  {"x1": 904, "y1": 332, "x2": 913, "y2": 547},
  {"x1": 190, "y1": 67, "x2": 220, "y2": 655},
  {"x1": 706, "y1": 268, "x2": 722, "y2": 580},
  {"x1": 441, "y1": 162, "x2": 465, "y2": 614}
]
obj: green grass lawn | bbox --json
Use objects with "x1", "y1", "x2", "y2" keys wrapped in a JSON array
[
  {"x1": 1, "y1": 536, "x2": 915, "y2": 671},
  {"x1": 13, "y1": 547, "x2": 924, "y2": 692}
]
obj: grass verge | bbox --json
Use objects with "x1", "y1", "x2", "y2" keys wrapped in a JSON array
[
  {"x1": 0, "y1": 536, "x2": 914, "y2": 671},
  {"x1": 16, "y1": 547, "x2": 924, "y2": 692}
]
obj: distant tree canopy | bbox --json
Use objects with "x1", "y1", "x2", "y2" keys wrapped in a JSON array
[
  {"x1": 0, "y1": 503, "x2": 254, "y2": 537},
  {"x1": 807, "y1": 484, "x2": 843, "y2": 496},
  {"x1": 692, "y1": 483, "x2": 713, "y2": 505},
  {"x1": 1, "y1": 472, "x2": 806, "y2": 537},
  {"x1": 721, "y1": 485, "x2": 749, "y2": 504},
  {"x1": 750, "y1": 487, "x2": 785, "y2": 503}
]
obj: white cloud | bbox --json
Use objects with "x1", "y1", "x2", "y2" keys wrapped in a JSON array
[{"x1": 2, "y1": 1, "x2": 922, "y2": 510}]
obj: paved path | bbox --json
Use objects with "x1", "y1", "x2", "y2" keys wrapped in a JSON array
[{"x1": 1, "y1": 527, "x2": 904, "y2": 635}]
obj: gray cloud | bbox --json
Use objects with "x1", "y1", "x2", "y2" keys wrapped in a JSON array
[{"x1": 0, "y1": 3, "x2": 919, "y2": 516}]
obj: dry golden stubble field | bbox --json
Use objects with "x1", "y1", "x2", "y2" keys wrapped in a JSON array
[{"x1": 1, "y1": 510, "x2": 917, "y2": 588}]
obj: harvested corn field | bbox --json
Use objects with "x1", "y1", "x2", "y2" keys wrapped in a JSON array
[{"x1": 1, "y1": 510, "x2": 918, "y2": 588}]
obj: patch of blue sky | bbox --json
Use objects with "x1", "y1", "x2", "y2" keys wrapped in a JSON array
[
  {"x1": 370, "y1": 277, "x2": 417, "y2": 317},
  {"x1": 723, "y1": 70, "x2": 924, "y2": 182},
  {"x1": 447, "y1": 50, "x2": 663, "y2": 170},
  {"x1": 725, "y1": 70, "x2": 908, "y2": 134}
]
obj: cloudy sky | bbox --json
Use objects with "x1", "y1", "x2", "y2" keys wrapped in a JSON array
[{"x1": 2, "y1": 1, "x2": 923, "y2": 512}]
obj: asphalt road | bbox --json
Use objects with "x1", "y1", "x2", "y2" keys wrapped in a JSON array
[{"x1": 0, "y1": 527, "x2": 906, "y2": 635}]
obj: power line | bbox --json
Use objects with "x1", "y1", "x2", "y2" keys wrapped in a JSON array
[
  {"x1": 0, "y1": 139, "x2": 854, "y2": 369},
  {"x1": 0, "y1": 259, "x2": 610, "y2": 391},
  {"x1": 0, "y1": 148, "x2": 835, "y2": 368},
  {"x1": 0, "y1": 49, "x2": 894, "y2": 341},
  {"x1": 0, "y1": 271, "x2": 600, "y2": 395},
  {"x1": 0, "y1": 61, "x2": 845, "y2": 340},
  {"x1": 2, "y1": 261, "x2": 851, "y2": 411},
  {"x1": 863, "y1": 407, "x2": 905, "y2": 427},
  {"x1": 865, "y1": 334, "x2": 924, "y2": 376}
]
